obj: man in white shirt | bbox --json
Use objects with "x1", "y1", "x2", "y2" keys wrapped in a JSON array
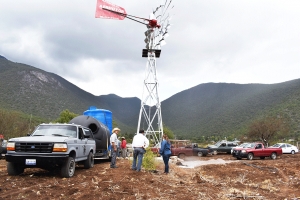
[
  {"x1": 110, "y1": 127, "x2": 120, "y2": 168},
  {"x1": 131, "y1": 129, "x2": 149, "y2": 172}
]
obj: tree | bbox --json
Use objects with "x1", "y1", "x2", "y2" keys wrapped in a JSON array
[
  {"x1": 163, "y1": 123, "x2": 175, "y2": 139},
  {"x1": 247, "y1": 116, "x2": 288, "y2": 146},
  {"x1": 0, "y1": 109, "x2": 43, "y2": 138},
  {"x1": 55, "y1": 109, "x2": 78, "y2": 123}
]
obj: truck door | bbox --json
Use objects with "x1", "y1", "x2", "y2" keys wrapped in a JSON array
[
  {"x1": 77, "y1": 127, "x2": 87, "y2": 159},
  {"x1": 218, "y1": 143, "x2": 227, "y2": 153},
  {"x1": 185, "y1": 145, "x2": 193, "y2": 156},
  {"x1": 254, "y1": 144, "x2": 263, "y2": 156}
]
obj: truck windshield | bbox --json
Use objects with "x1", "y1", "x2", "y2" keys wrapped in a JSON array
[
  {"x1": 214, "y1": 141, "x2": 221, "y2": 147},
  {"x1": 32, "y1": 125, "x2": 77, "y2": 138},
  {"x1": 245, "y1": 143, "x2": 257, "y2": 148}
]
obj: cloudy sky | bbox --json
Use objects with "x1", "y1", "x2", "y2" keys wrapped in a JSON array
[{"x1": 1, "y1": 0, "x2": 300, "y2": 101}]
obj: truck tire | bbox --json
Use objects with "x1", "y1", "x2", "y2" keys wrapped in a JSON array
[
  {"x1": 270, "y1": 152, "x2": 277, "y2": 160},
  {"x1": 61, "y1": 157, "x2": 75, "y2": 178},
  {"x1": 84, "y1": 152, "x2": 94, "y2": 169},
  {"x1": 178, "y1": 153, "x2": 185, "y2": 160},
  {"x1": 7, "y1": 162, "x2": 24, "y2": 175},
  {"x1": 247, "y1": 153, "x2": 254, "y2": 160},
  {"x1": 197, "y1": 151, "x2": 203, "y2": 157},
  {"x1": 213, "y1": 150, "x2": 217, "y2": 155}
]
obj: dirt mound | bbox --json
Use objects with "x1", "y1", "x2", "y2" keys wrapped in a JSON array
[{"x1": 0, "y1": 154, "x2": 300, "y2": 199}]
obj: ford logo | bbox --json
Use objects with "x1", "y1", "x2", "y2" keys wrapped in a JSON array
[{"x1": 31, "y1": 146, "x2": 35, "y2": 149}]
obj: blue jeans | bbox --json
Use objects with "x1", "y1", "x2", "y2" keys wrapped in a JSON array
[
  {"x1": 110, "y1": 149, "x2": 117, "y2": 167},
  {"x1": 132, "y1": 147, "x2": 145, "y2": 171},
  {"x1": 162, "y1": 154, "x2": 171, "y2": 173}
]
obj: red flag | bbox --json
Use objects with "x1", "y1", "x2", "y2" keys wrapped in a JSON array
[{"x1": 95, "y1": 0, "x2": 127, "y2": 20}]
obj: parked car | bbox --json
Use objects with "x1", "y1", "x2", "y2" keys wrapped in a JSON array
[
  {"x1": 150, "y1": 140, "x2": 210, "y2": 159},
  {"x1": 208, "y1": 140, "x2": 239, "y2": 154},
  {"x1": 171, "y1": 143, "x2": 210, "y2": 159},
  {"x1": 271, "y1": 143, "x2": 299, "y2": 154},
  {"x1": 231, "y1": 143, "x2": 249, "y2": 154},
  {"x1": 232, "y1": 142, "x2": 283, "y2": 160}
]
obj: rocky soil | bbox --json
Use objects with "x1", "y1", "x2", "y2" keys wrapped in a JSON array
[{"x1": 0, "y1": 153, "x2": 300, "y2": 200}]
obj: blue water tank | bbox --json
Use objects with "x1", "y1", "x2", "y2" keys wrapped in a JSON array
[{"x1": 83, "y1": 106, "x2": 113, "y2": 133}]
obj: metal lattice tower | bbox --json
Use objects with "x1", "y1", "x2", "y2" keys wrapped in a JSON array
[
  {"x1": 137, "y1": 48, "x2": 163, "y2": 147},
  {"x1": 137, "y1": 1, "x2": 173, "y2": 147}
]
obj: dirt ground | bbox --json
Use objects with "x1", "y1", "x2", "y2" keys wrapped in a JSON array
[{"x1": 0, "y1": 153, "x2": 300, "y2": 200}]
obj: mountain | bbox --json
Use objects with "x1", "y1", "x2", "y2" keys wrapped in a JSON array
[
  {"x1": 162, "y1": 80, "x2": 300, "y2": 138},
  {"x1": 1, "y1": 55, "x2": 300, "y2": 139},
  {"x1": 0, "y1": 56, "x2": 139, "y2": 134}
]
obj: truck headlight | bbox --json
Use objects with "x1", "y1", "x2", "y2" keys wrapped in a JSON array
[
  {"x1": 53, "y1": 143, "x2": 68, "y2": 152},
  {"x1": 7, "y1": 142, "x2": 15, "y2": 151},
  {"x1": 241, "y1": 150, "x2": 246, "y2": 153}
]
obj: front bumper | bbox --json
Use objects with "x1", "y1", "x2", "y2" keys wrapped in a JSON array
[
  {"x1": 6, "y1": 152, "x2": 69, "y2": 167},
  {"x1": 232, "y1": 150, "x2": 247, "y2": 158}
]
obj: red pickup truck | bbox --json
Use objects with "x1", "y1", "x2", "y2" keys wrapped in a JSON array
[
  {"x1": 232, "y1": 142, "x2": 282, "y2": 160},
  {"x1": 151, "y1": 142, "x2": 210, "y2": 159}
]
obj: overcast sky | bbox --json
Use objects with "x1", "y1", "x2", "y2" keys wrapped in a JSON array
[{"x1": 1, "y1": 0, "x2": 300, "y2": 101}]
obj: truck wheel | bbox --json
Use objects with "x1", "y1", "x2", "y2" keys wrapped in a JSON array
[
  {"x1": 247, "y1": 153, "x2": 254, "y2": 160},
  {"x1": 178, "y1": 154, "x2": 185, "y2": 160},
  {"x1": 213, "y1": 150, "x2": 217, "y2": 155},
  {"x1": 84, "y1": 152, "x2": 94, "y2": 169},
  {"x1": 7, "y1": 162, "x2": 24, "y2": 175},
  {"x1": 270, "y1": 152, "x2": 277, "y2": 160},
  {"x1": 197, "y1": 152, "x2": 203, "y2": 157},
  {"x1": 291, "y1": 150, "x2": 295, "y2": 154},
  {"x1": 61, "y1": 157, "x2": 75, "y2": 178}
]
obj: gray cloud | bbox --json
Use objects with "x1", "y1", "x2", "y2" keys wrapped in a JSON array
[{"x1": 1, "y1": 0, "x2": 300, "y2": 101}]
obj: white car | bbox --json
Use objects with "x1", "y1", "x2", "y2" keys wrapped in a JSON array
[{"x1": 271, "y1": 143, "x2": 299, "y2": 154}]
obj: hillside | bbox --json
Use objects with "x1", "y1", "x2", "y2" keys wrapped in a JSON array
[
  {"x1": 0, "y1": 56, "x2": 139, "y2": 134},
  {"x1": 162, "y1": 80, "x2": 300, "y2": 138},
  {"x1": 1, "y1": 55, "x2": 300, "y2": 139}
]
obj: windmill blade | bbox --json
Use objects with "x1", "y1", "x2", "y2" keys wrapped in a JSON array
[
  {"x1": 154, "y1": 0, "x2": 173, "y2": 28},
  {"x1": 151, "y1": 0, "x2": 173, "y2": 49},
  {"x1": 153, "y1": 5, "x2": 162, "y2": 15}
]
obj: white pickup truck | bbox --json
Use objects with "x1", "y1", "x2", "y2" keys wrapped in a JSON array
[{"x1": 5, "y1": 123, "x2": 96, "y2": 178}]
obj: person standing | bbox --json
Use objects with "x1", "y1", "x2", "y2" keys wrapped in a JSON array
[
  {"x1": 131, "y1": 129, "x2": 149, "y2": 172},
  {"x1": 159, "y1": 134, "x2": 171, "y2": 174},
  {"x1": 117, "y1": 137, "x2": 121, "y2": 158},
  {"x1": 110, "y1": 127, "x2": 120, "y2": 168},
  {"x1": 121, "y1": 137, "x2": 127, "y2": 159}
]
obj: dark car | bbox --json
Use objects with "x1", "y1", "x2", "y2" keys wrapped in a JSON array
[{"x1": 208, "y1": 140, "x2": 239, "y2": 155}]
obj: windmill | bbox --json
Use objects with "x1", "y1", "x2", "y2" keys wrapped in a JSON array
[{"x1": 95, "y1": 0, "x2": 173, "y2": 147}]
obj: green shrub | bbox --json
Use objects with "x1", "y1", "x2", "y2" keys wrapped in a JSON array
[{"x1": 142, "y1": 147, "x2": 157, "y2": 171}]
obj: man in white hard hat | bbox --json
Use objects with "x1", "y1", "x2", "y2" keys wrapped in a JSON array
[{"x1": 110, "y1": 127, "x2": 120, "y2": 168}]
